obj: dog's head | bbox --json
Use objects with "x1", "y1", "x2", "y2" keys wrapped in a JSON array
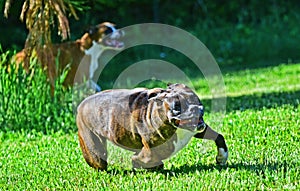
[
  {"x1": 149, "y1": 83, "x2": 206, "y2": 133},
  {"x1": 87, "y1": 22, "x2": 124, "y2": 49},
  {"x1": 77, "y1": 22, "x2": 125, "y2": 51}
]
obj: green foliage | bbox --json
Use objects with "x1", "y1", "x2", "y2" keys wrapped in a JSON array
[
  {"x1": 0, "y1": 50, "x2": 75, "y2": 134},
  {"x1": 1, "y1": 1, "x2": 300, "y2": 67}
]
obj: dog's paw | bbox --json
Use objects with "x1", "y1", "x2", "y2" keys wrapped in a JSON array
[
  {"x1": 132, "y1": 156, "x2": 164, "y2": 170},
  {"x1": 216, "y1": 148, "x2": 228, "y2": 166}
]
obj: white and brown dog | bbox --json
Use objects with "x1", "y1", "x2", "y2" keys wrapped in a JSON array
[
  {"x1": 76, "y1": 83, "x2": 228, "y2": 170},
  {"x1": 13, "y1": 22, "x2": 124, "y2": 92}
]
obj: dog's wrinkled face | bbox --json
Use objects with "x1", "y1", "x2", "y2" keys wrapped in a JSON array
[{"x1": 150, "y1": 83, "x2": 206, "y2": 133}]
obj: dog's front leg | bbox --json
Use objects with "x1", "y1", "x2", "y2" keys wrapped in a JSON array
[
  {"x1": 131, "y1": 138, "x2": 164, "y2": 170},
  {"x1": 194, "y1": 125, "x2": 228, "y2": 165}
]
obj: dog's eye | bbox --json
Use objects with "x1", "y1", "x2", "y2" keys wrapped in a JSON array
[
  {"x1": 104, "y1": 27, "x2": 114, "y2": 35},
  {"x1": 172, "y1": 100, "x2": 181, "y2": 113}
]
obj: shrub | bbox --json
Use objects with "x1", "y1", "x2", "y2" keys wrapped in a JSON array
[{"x1": 0, "y1": 49, "x2": 75, "y2": 134}]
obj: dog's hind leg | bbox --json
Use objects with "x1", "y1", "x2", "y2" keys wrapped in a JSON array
[
  {"x1": 194, "y1": 125, "x2": 228, "y2": 165},
  {"x1": 77, "y1": 114, "x2": 108, "y2": 170}
]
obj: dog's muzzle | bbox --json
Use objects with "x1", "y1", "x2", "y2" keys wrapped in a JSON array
[
  {"x1": 171, "y1": 106, "x2": 206, "y2": 133},
  {"x1": 196, "y1": 118, "x2": 206, "y2": 132}
]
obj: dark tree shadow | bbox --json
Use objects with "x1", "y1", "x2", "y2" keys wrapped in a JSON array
[
  {"x1": 202, "y1": 90, "x2": 300, "y2": 113},
  {"x1": 219, "y1": 62, "x2": 298, "y2": 74}
]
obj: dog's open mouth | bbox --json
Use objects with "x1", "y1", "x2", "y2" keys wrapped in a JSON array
[
  {"x1": 170, "y1": 103, "x2": 206, "y2": 133},
  {"x1": 173, "y1": 117, "x2": 206, "y2": 133},
  {"x1": 104, "y1": 39, "x2": 124, "y2": 49},
  {"x1": 103, "y1": 29, "x2": 125, "y2": 49},
  {"x1": 179, "y1": 119, "x2": 206, "y2": 132}
]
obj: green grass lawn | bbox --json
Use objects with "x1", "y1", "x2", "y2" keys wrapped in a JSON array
[{"x1": 1, "y1": 63, "x2": 299, "y2": 190}]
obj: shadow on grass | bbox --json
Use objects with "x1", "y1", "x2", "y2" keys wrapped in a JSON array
[
  {"x1": 103, "y1": 160, "x2": 296, "y2": 177},
  {"x1": 202, "y1": 90, "x2": 300, "y2": 113},
  {"x1": 169, "y1": 160, "x2": 294, "y2": 175}
]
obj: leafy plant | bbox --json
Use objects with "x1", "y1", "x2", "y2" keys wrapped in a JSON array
[
  {"x1": 3, "y1": 0, "x2": 87, "y2": 68},
  {"x1": 0, "y1": 49, "x2": 75, "y2": 134}
]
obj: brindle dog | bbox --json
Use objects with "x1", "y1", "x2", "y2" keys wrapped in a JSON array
[{"x1": 76, "y1": 83, "x2": 228, "y2": 170}]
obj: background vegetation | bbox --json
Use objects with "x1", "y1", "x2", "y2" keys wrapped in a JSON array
[
  {"x1": 0, "y1": 0, "x2": 299, "y2": 190},
  {"x1": 1, "y1": 0, "x2": 300, "y2": 67}
]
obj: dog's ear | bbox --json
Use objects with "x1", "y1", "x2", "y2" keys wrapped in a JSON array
[
  {"x1": 167, "y1": 82, "x2": 173, "y2": 87},
  {"x1": 84, "y1": 26, "x2": 98, "y2": 36},
  {"x1": 147, "y1": 88, "x2": 164, "y2": 100},
  {"x1": 128, "y1": 91, "x2": 148, "y2": 113},
  {"x1": 167, "y1": 83, "x2": 186, "y2": 90},
  {"x1": 75, "y1": 39, "x2": 82, "y2": 47}
]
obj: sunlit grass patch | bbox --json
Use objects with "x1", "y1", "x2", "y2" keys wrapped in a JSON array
[{"x1": 0, "y1": 50, "x2": 299, "y2": 190}]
